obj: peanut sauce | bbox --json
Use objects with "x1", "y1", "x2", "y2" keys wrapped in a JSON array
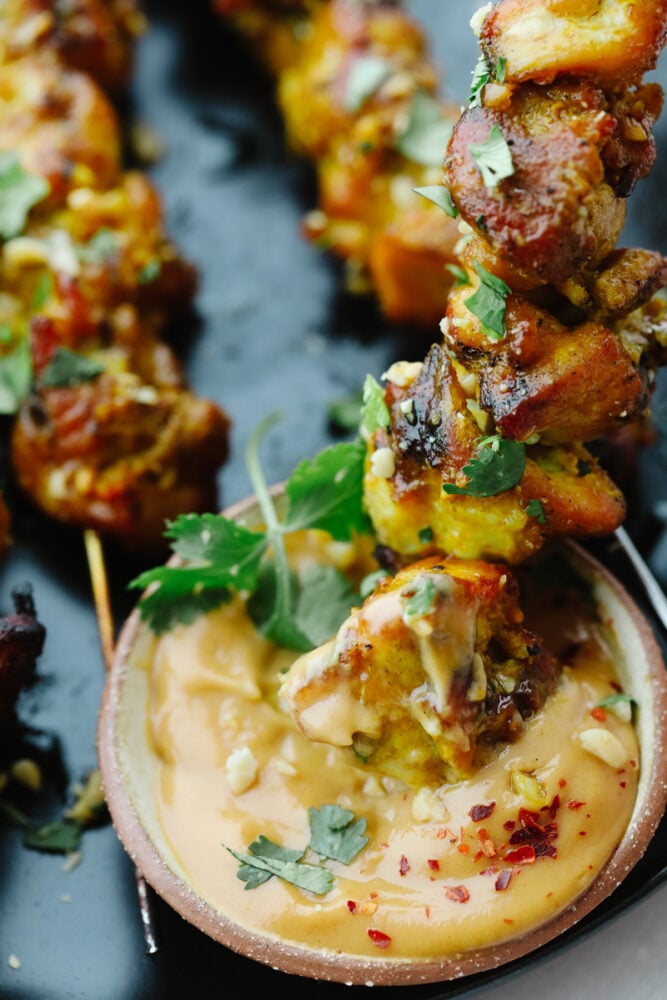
[{"x1": 134, "y1": 532, "x2": 639, "y2": 963}]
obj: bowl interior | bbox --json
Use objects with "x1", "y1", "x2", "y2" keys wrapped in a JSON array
[{"x1": 98, "y1": 505, "x2": 667, "y2": 987}]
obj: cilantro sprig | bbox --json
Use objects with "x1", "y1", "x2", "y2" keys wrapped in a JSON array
[
  {"x1": 443, "y1": 435, "x2": 526, "y2": 498},
  {"x1": 130, "y1": 414, "x2": 371, "y2": 649},
  {"x1": 226, "y1": 804, "x2": 368, "y2": 895},
  {"x1": 464, "y1": 260, "x2": 510, "y2": 341},
  {"x1": 468, "y1": 124, "x2": 515, "y2": 189},
  {"x1": 0, "y1": 152, "x2": 50, "y2": 240},
  {"x1": 39, "y1": 347, "x2": 105, "y2": 388},
  {"x1": 0, "y1": 338, "x2": 32, "y2": 414},
  {"x1": 360, "y1": 373, "x2": 390, "y2": 435},
  {"x1": 345, "y1": 55, "x2": 394, "y2": 112},
  {"x1": 396, "y1": 91, "x2": 453, "y2": 167},
  {"x1": 413, "y1": 184, "x2": 458, "y2": 218}
]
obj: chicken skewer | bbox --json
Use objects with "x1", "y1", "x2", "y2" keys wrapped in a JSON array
[
  {"x1": 215, "y1": 0, "x2": 462, "y2": 327},
  {"x1": 282, "y1": 0, "x2": 667, "y2": 787}
]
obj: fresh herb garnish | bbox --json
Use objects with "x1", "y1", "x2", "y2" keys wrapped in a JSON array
[
  {"x1": 360, "y1": 568, "x2": 390, "y2": 599},
  {"x1": 419, "y1": 526, "x2": 434, "y2": 544},
  {"x1": 138, "y1": 258, "x2": 161, "y2": 284},
  {"x1": 526, "y1": 498, "x2": 546, "y2": 524},
  {"x1": 39, "y1": 347, "x2": 105, "y2": 388},
  {"x1": 469, "y1": 55, "x2": 491, "y2": 108},
  {"x1": 396, "y1": 91, "x2": 453, "y2": 167},
  {"x1": 360, "y1": 373, "x2": 390, "y2": 435},
  {"x1": 31, "y1": 271, "x2": 54, "y2": 310},
  {"x1": 496, "y1": 56, "x2": 508, "y2": 84},
  {"x1": 327, "y1": 388, "x2": 363, "y2": 434},
  {"x1": 413, "y1": 184, "x2": 458, "y2": 217},
  {"x1": 403, "y1": 575, "x2": 437, "y2": 620},
  {"x1": 0, "y1": 338, "x2": 32, "y2": 414},
  {"x1": 227, "y1": 837, "x2": 333, "y2": 894},
  {"x1": 464, "y1": 260, "x2": 510, "y2": 341},
  {"x1": 345, "y1": 55, "x2": 394, "y2": 112},
  {"x1": 308, "y1": 804, "x2": 369, "y2": 864},
  {"x1": 598, "y1": 694, "x2": 635, "y2": 709},
  {"x1": 0, "y1": 152, "x2": 49, "y2": 240},
  {"x1": 130, "y1": 415, "x2": 371, "y2": 648},
  {"x1": 23, "y1": 820, "x2": 82, "y2": 854},
  {"x1": 443, "y1": 435, "x2": 526, "y2": 498},
  {"x1": 468, "y1": 124, "x2": 515, "y2": 189},
  {"x1": 577, "y1": 459, "x2": 593, "y2": 477},
  {"x1": 226, "y1": 805, "x2": 368, "y2": 894},
  {"x1": 77, "y1": 228, "x2": 118, "y2": 265},
  {"x1": 445, "y1": 263, "x2": 471, "y2": 286}
]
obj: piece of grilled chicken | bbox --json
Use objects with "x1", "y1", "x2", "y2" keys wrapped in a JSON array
[
  {"x1": 215, "y1": 0, "x2": 462, "y2": 326},
  {"x1": 281, "y1": 556, "x2": 561, "y2": 787},
  {"x1": 0, "y1": 584, "x2": 46, "y2": 731},
  {"x1": 0, "y1": 1, "x2": 230, "y2": 552},
  {"x1": 365, "y1": 0, "x2": 667, "y2": 565}
]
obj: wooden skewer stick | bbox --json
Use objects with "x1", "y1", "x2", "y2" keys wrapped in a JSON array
[{"x1": 83, "y1": 528, "x2": 160, "y2": 956}]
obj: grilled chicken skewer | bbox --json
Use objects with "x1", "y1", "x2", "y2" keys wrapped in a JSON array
[
  {"x1": 364, "y1": 0, "x2": 667, "y2": 564},
  {"x1": 0, "y1": 0, "x2": 230, "y2": 553},
  {"x1": 281, "y1": 0, "x2": 667, "y2": 787},
  {"x1": 215, "y1": 0, "x2": 462, "y2": 326}
]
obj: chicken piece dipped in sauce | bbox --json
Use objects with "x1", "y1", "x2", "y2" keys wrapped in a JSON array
[{"x1": 280, "y1": 556, "x2": 561, "y2": 788}]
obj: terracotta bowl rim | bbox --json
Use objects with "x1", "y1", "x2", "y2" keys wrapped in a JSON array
[{"x1": 98, "y1": 498, "x2": 667, "y2": 987}]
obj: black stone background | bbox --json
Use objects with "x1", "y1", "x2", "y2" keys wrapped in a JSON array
[{"x1": 1, "y1": 2, "x2": 666, "y2": 997}]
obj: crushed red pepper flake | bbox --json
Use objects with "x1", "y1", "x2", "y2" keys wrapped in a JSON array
[
  {"x1": 477, "y1": 828, "x2": 497, "y2": 858},
  {"x1": 368, "y1": 929, "x2": 392, "y2": 949},
  {"x1": 495, "y1": 870, "x2": 512, "y2": 892},
  {"x1": 399, "y1": 854, "x2": 410, "y2": 876},
  {"x1": 469, "y1": 802, "x2": 496, "y2": 822},
  {"x1": 445, "y1": 885, "x2": 470, "y2": 903},
  {"x1": 347, "y1": 900, "x2": 357, "y2": 914},
  {"x1": 503, "y1": 820, "x2": 516, "y2": 832},
  {"x1": 457, "y1": 844, "x2": 470, "y2": 855},
  {"x1": 579, "y1": 831, "x2": 587, "y2": 836},
  {"x1": 473, "y1": 849, "x2": 484, "y2": 863},
  {"x1": 425, "y1": 907, "x2": 431, "y2": 919},
  {"x1": 591, "y1": 707, "x2": 607, "y2": 722},
  {"x1": 620, "y1": 781, "x2": 627, "y2": 788},
  {"x1": 567, "y1": 800, "x2": 585, "y2": 810},
  {"x1": 427, "y1": 859, "x2": 440, "y2": 871},
  {"x1": 504, "y1": 845, "x2": 536, "y2": 864},
  {"x1": 630, "y1": 760, "x2": 637, "y2": 768},
  {"x1": 558, "y1": 778, "x2": 567, "y2": 788}
]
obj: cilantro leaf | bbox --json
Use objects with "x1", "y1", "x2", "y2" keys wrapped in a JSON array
[
  {"x1": 598, "y1": 694, "x2": 635, "y2": 708},
  {"x1": 130, "y1": 565, "x2": 232, "y2": 634},
  {"x1": 0, "y1": 338, "x2": 32, "y2": 414},
  {"x1": 284, "y1": 439, "x2": 370, "y2": 540},
  {"x1": 77, "y1": 228, "x2": 118, "y2": 264},
  {"x1": 360, "y1": 568, "x2": 389, "y2": 599},
  {"x1": 308, "y1": 805, "x2": 369, "y2": 864},
  {"x1": 402, "y1": 575, "x2": 436, "y2": 620},
  {"x1": 360, "y1": 373, "x2": 390, "y2": 436},
  {"x1": 418, "y1": 526, "x2": 434, "y2": 544},
  {"x1": 469, "y1": 55, "x2": 491, "y2": 108},
  {"x1": 295, "y1": 564, "x2": 358, "y2": 646},
  {"x1": 39, "y1": 347, "x2": 105, "y2": 388},
  {"x1": 496, "y1": 56, "x2": 508, "y2": 84},
  {"x1": 23, "y1": 820, "x2": 82, "y2": 854},
  {"x1": 445, "y1": 263, "x2": 471, "y2": 287},
  {"x1": 0, "y1": 152, "x2": 49, "y2": 240},
  {"x1": 396, "y1": 91, "x2": 453, "y2": 167},
  {"x1": 165, "y1": 512, "x2": 268, "y2": 591},
  {"x1": 443, "y1": 436, "x2": 526, "y2": 498},
  {"x1": 227, "y1": 838, "x2": 334, "y2": 895},
  {"x1": 464, "y1": 260, "x2": 510, "y2": 341},
  {"x1": 345, "y1": 55, "x2": 393, "y2": 112},
  {"x1": 246, "y1": 560, "x2": 313, "y2": 652},
  {"x1": 413, "y1": 184, "x2": 458, "y2": 217},
  {"x1": 327, "y1": 388, "x2": 363, "y2": 434},
  {"x1": 32, "y1": 271, "x2": 54, "y2": 310},
  {"x1": 526, "y1": 499, "x2": 546, "y2": 524},
  {"x1": 468, "y1": 124, "x2": 515, "y2": 189}
]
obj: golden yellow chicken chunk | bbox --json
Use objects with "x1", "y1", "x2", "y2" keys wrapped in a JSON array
[{"x1": 280, "y1": 556, "x2": 561, "y2": 788}]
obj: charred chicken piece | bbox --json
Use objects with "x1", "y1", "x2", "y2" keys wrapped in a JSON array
[
  {"x1": 280, "y1": 556, "x2": 561, "y2": 787},
  {"x1": 363, "y1": 347, "x2": 626, "y2": 564},
  {"x1": 0, "y1": 584, "x2": 46, "y2": 729}
]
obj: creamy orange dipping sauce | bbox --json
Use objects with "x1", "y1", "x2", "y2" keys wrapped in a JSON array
[{"x1": 137, "y1": 534, "x2": 639, "y2": 964}]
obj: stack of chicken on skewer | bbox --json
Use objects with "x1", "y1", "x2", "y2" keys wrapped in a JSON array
[
  {"x1": 280, "y1": 0, "x2": 667, "y2": 788},
  {"x1": 0, "y1": 0, "x2": 230, "y2": 556},
  {"x1": 215, "y1": 0, "x2": 463, "y2": 327}
]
